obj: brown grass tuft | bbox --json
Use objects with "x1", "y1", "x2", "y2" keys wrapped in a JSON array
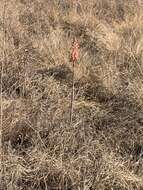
[{"x1": 1, "y1": 0, "x2": 143, "y2": 190}]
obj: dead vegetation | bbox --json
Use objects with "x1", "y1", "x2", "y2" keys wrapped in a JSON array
[{"x1": 0, "y1": 0, "x2": 143, "y2": 189}]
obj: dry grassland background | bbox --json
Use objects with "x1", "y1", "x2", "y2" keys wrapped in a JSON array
[{"x1": 0, "y1": 0, "x2": 143, "y2": 189}]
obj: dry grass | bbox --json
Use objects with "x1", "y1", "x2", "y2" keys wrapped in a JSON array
[{"x1": 0, "y1": 0, "x2": 143, "y2": 190}]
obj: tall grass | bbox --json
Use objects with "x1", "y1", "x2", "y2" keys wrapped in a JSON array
[{"x1": 0, "y1": 0, "x2": 143, "y2": 189}]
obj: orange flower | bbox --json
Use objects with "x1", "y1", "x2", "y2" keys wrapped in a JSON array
[{"x1": 71, "y1": 39, "x2": 79, "y2": 62}]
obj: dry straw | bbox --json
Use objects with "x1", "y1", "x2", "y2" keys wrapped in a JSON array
[{"x1": 1, "y1": 1, "x2": 7, "y2": 189}]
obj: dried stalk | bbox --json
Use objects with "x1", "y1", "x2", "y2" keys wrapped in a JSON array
[{"x1": 0, "y1": 1, "x2": 7, "y2": 189}]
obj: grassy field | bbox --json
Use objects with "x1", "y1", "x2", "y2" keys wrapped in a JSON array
[{"x1": 0, "y1": 0, "x2": 143, "y2": 189}]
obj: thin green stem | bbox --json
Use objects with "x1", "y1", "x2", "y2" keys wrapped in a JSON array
[{"x1": 70, "y1": 60, "x2": 75, "y2": 126}]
